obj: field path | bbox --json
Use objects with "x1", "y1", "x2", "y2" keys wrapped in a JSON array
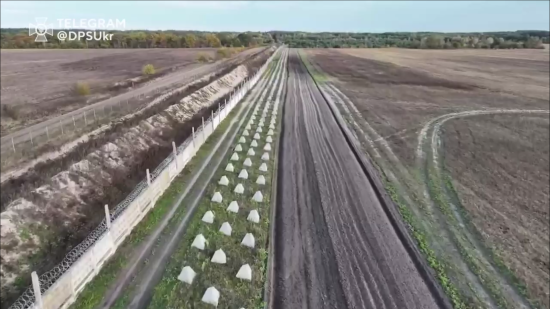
[{"x1": 272, "y1": 49, "x2": 444, "y2": 309}]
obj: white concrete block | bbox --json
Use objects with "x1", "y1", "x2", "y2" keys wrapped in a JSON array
[
  {"x1": 269, "y1": 124, "x2": 275, "y2": 129},
  {"x1": 253, "y1": 133, "x2": 261, "y2": 140},
  {"x1": 256, "y1": 127, "x2": 263, "y2": 133},
  {"x1": 211, "y1": 192, "x2": 223, "y2": 203},
  {"x1": 211, "y1": 249, "x2": 227, "y2": 264},
  {"x1": 256, "y1": 175, "x2": 266, "y2": 185},
  {"x1": 234, "y1": 183, "x2": 244, "y2": 194},
  {"x1": 177, "y1": 266, "x2": 196, "y2": 284},
  {"x1": 261, "y1": 153, "x2": 269, "y2": 161},
  {"x1": 219, "y1": 222, "x2": 232, "y2": 236},
  {"x1": 243, "y1": 130, "x2": 249, "y2": 136},
  {"x1": 238, "y1": 136, "x2": 246, "y2": 143},
  {"x1": 231, "y1": 152, "x2": 239, "y2": 161},
  {"x1": 259, "y1": 163, "x2": 268, "y2": 172},
  {"x1": 267, "y1": 129, "x2": 274, "y2": 136},
  {"x1": 219, "y1": 176, "x2": 229, "y2": 186},
  {"x1": 241, "y1": 233, "x2": 255, "y2": 248},
  {"x1": 238, "y1": 169, "x2": 249, "y2": 179},
  {"x1": 247, "y1": 210, "x2": 260, "y2": 223},
  {"x1": 225, "y1": 163, "x2": 234, "y2": 172},
  {"x1": 264, "y1": 143, "x2": 272, "y2": 151},
  {"x1": 201, "y1": 287, "x2": 220, "y2": 306},
  {"x1": 266, "y1": 136, "x2": 273, "y2": 143},
  {"x1": 236, "y1": 264, "x2": 252, "y2": 281},
  {"x1": 252, "y1": 191, "x2": 264, "y2": 202},
  {"x1": 235, "y1": 144, "x2": 243, "y2": 152},
  {"x1": 192, "y1": 234, "x2": 206, "y2": 250},
  {"x1": 243, "y1": 158, "x2": 252, "y2": 167},
  {"x1": 245, "y1": 124, "x2": 251, "y2": 130},
  {"x1": 227, "y1": 201, "x2": 239, "y2": 213},
  {"x1": 251, "y1": 115, "x2": 256, "y2": 120},
  {"x1": 247, "y1": 148, "x2": 255, "y2": 156},
  {"x1": 250, "y1": 140, "x2": 258, "y2": 148},
  {"x1": 202, "y1": 211, "x2": 214, "y2": 224}
]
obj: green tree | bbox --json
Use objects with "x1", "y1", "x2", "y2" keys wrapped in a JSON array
[
  {"x1": 205, "y1": 33, "x2": 222, "y2": 47},
  {"x1": 184, "y1": 34, "x2": 197, "y2": 48}
]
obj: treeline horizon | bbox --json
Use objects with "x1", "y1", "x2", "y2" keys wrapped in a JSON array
[{"x1": 1, "y1": 28, "x2": 548, "y2": 49}]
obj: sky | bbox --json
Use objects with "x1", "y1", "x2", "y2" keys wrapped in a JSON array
[{"x1": 1, "y1": 1, "x2": 549, "y2": 33}]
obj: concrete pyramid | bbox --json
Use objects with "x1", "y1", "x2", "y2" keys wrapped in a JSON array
[
  {"x1": 192, "y1": 234, "x2": 206, "y2": 250},
  {"x1": 243, "y1": 130, "x2": 249, "y2": 136},
  {"x1": 234, "y1": 183, "x2": 244, "y2": 194},
  {"x1": 249, "y1": 119, "x2": 254, "y2": 125},
  {"x1": 219, "y1": 176, "x2": 229, "y2": 186},
  {"x1": 259, "y1": 163, "x2": 268, "y2": 172},
  {"x1": 227, "y1": 201, "x2": 239, "y2": 213},
  {"x1": 230, "y1": 152, "x2": 239, "y2": 161},
  {"x1": 219, "y1": 222, "x2": 232, "y2": 236},
  {"x1": 236, "y1": 264, "x2": 252, "y2": 281},
  {"x1": 201, "y1": 287, "x2": 220, "y2": 307},
  {"x1": 256, "y1": 127, "x2": 263, "y2": 133},
  {"x1": 243, "y1": 158, "x2": 252, "y2": 167},
  {"x1": 258, "y1": 121, "x2": 264, "y2": 127},
  {"x1": 247, "y1": 210, "x2": 260, "y2": 223},
  {"x1": 177, "y1": 266, "x2": 196, "y2": 284},
  {"x1": 235, "y1": 144, "x2": 243, "y2": 152},
  {"x1": 250, "y1": 140, "x2": 258, "y2": 148},
  {"x1": 225, "y1": 163, "x2": 234, "y2": 172},
  {"x1": 247, "y1": 148, "x2": 255, "y2": 156},
  {"x1": 211, "y1": 192, "x2": 223, "y2": 203},
  {"x1": 261, "y1": 153, "x2": 269, "y2": 161},
  {"x1": 251, "y1": 115, "x2": 256, "y2": 120},
  {"x1": 269, "y1": 124, "x2": 275, "y2": 129},
  {"x1": 252, "y1": 191, "x2": 264, "y2": 202},
  {"x1": 202, "y1": 211, "x2": 214, "y2": 224},
  {"x1": 238, "y1": 136, "x2": 246, "y2": 143},
  {"x1": 211, "y1": 249, "x2": 227, "y2": 264},
  {"x1": 267, "y1": 129, "x2": 274, "y2": 136},
  {"x1": 253, "y1": 133, "x2": 261, "y2": 140},
  {"x1": 238, "y1": 169, "x2": 249, "y2": 179},
  {"x1": 245, "y1": 123, "x2": 251, "y2": 130},
  {"x1": 241, "y1": 233, "x2": 255, "y2": 248},
  {"x1": 266, "y1": 136, "x2": 273, "y2": 143},
  {"x1": 264, "y1": 143, "x2": 272, "y2": 151},
  {"x1": 256, "y1": 175, "x2": 266, "y2": 185}
]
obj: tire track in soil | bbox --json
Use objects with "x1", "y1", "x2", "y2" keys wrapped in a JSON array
[{"x1": 272, "y1": 49, "x2": 440, "y2": 309}]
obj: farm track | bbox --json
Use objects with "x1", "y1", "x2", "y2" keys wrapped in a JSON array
[{"x1": 272, "y1": 49, "x2": 446, "y2": 309}]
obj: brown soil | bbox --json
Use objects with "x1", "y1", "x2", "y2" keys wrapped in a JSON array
[
  {"x1": 443, "y1": 114, "x2": 549, "y2": 308},
  {"x1": 0, "y1": 49, "x2": 216, "y2": 133},
  {"x1": 306, "y1": 48, "x2": 549, "y2": 308}
]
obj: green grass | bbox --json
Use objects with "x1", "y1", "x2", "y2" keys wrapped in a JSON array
[
  {"x1": 148, "y1": 59, "x2": 283, "y2": 309},
  {"x1": 70, "y1": 91, "x2": 252, "y2": 309}
]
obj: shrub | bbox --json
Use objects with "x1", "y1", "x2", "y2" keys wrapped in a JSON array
[
  {"x1": 142, "y1": 64, "x2": 155, "y2": 76},
  {"x1": 197, "y1": 53, "x2": 211, "y2": 63},
  {"x1": 1, "y1": 104, "x2": 19, "y2": 120},
  {"x1": 216, "y1": 48, "x2": 231, "y2": 59},
  {"x1": 75, "y1": 82, "x2": 90, "y2": 96}
]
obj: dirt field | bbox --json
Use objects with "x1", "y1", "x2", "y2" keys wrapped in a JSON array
[
  {"x1": 305, "y1": 48, "x2": 549, "y2": 308},
  {"x1": 0, "y1": 48, "x2": 216, "y2": 134}
]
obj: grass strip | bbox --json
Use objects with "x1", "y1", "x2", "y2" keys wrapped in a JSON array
[{"x1": 147, "y1": 56, "x2": 284, "y2": 309}]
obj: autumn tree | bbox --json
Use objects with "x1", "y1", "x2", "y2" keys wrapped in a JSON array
[{"x1": 205, "y1": 33, "x2": 221, "y2": 47}]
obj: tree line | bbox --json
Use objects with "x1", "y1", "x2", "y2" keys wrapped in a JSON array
[
  {"x1": 1, "y1": 29, "x2": 548, "y2": 50},
  {"x1": 0, "y1": 29, "x2": 273, "y2": 49},
  {"x1": 274, "y1": 30, "x2": 549, "y2": 49}
]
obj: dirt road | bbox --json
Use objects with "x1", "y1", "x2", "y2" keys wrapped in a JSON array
[
  {"x1": 272, "y1": 49, "x2": 446, "y2": 309},
  {"x1": 0, "y1": 48, "x2": 262, "y2": 152}
]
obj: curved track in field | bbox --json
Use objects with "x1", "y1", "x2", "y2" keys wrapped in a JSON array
[{"x1": 272, "y1": 49, "x2": 448, "y2": 309}]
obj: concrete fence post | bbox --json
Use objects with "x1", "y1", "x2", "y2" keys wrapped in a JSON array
[
  {"x1": 60, "y1": 120, "x2": 64, "y2": 135},
  {"x1": 31, "y1": 271, "x2": 43, "y2": 309},
  {"x1": 84, "y1": 111, "x2": 88, "y2": 126},
  {"x1": 94, "y1": 108, "x2": 97, "y2": 121},
  {"x1": 11, "y1": 137, "x2": 15, "y2": 153},
  {"x1": 172, "y1": 141, "x2": 178, "y2": 168},
  {"x1": 46, "y1": 126, "x2": 49, "y2": 141},
  {"x1": 29, "y1": 130, "x2": 34, "y2": 146},
  {"x1": 146, "y1": 169, "x2": 151, "y2": 186},
  {"x1": 211, "y1": 110, "x2": 214, "y2": 131},
  {"x1": 72, "y1": 115, "x2": 76, "y2": 128},
  {"x1": 192, "y1": 127, "x2": 195, "y2": 148},
  {"x1": 104, "y1": 205, "x2": 111, "y2": 230},
  {"x1": 218, "y1": 103, "x2": 221, "y2": 123}
]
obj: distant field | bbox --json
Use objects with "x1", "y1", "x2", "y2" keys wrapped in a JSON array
[
  {"x1": 305, "y1": 48, "x2": 549, "y2": 308},
  {"x1": 0, "y1": 48, "x2": 216, "y2": 133}
]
